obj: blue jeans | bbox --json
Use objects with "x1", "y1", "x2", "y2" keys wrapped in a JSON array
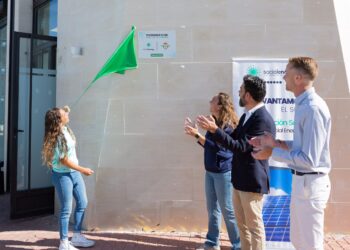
[
  {"x1": 52, "y1": 171, "x2": 88, "y2": 240},
  {"x1": 205, "y1": 171, "x2": 241, "y2": 250}
]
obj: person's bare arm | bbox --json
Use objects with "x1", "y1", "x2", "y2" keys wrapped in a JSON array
[{"x1": 60, "y1": 157, "x2": 94, "y2": 176}]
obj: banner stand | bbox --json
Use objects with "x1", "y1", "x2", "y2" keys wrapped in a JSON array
[{"x1": 233, "y1": 58, "x2": 294, "y2": 248}]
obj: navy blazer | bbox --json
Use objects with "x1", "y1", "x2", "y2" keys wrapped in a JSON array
[{"x1": 213, "y1": 106, "x2": 276, "y2": 194}]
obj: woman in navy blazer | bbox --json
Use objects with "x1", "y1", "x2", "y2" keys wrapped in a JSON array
[{"x1": 185, "y1": 92, "x2": 241, "y2": 250}]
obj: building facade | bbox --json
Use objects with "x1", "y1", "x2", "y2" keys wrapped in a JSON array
[{"x1": 1, "y1": 0, "x2": 350, "y2": 234}]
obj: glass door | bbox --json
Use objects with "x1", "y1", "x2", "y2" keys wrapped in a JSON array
[
  {"x1": 9, "y1": 32, "x2": 56, "y2": 218},
  {"x1": 0, "y1": 19, "x2": 6, "y2": 194}
]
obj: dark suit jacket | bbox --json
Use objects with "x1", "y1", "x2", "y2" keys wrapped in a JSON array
[{"x1": 213, "y1": 106, "x2": 276, "y2": 194}]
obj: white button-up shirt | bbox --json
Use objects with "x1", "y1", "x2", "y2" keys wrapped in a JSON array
[{"x1": 242, "y1": 102, "x2": 265, "y2": 125}]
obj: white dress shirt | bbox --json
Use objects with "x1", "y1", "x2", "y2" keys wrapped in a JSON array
[{"x1": 242, "y1": 102, "x2": 265, "y2": 125}]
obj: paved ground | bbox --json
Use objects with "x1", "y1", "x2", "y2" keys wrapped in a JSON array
[{"x1": 1, "y1": 195, "x2": 349, "y2": 250}]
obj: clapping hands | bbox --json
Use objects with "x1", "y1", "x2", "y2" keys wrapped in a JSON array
[
  {"x1": 184, "y1": 117, "x2": 199, "y2": 137},
  {"x1": 248, "y1": 132, "x2": 276, "y2": 160},
  {"x1": 196, "y1": 115, "x2": 218, "y2": 133}
]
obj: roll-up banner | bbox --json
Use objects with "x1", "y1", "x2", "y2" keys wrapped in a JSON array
[{"x1": 233, "y1": 58, "x2": 294, "y2": 244}]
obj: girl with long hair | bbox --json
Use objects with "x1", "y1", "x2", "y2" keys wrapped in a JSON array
[
  {"x1": 42, "y1": 106, "x2": 95, "y2": 250},
  {"x1": 184, "y1": 92, "x2": 241, "y2": 250}
]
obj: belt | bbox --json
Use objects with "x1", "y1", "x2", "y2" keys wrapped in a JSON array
[{"x1": 291, "y1": 169, "x2": 324, "y2": 176}]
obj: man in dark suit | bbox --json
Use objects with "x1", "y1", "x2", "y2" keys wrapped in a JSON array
[{"x1": 197, "y1": 75, "x2": 275, "y2": 250}]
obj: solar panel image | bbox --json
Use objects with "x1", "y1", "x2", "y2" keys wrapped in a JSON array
[{"x1": 263, "y1": 195, "x2": 290, "y2": 242}]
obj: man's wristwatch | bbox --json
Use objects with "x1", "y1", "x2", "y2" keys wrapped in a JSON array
[{"x1": 195, "y1": 133, "x2": 200, "y2": 139}]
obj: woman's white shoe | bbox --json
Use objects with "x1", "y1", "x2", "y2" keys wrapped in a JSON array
[
  {"x1": 71, "y1": 233, "x2": 95, "y2": 248},
  {"x1": 59, "y1": 240, "x2": 80, "y2": 250}
]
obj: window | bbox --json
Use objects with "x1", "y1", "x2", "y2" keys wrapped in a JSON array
[
  {"x1": 0, "y1": 0, "x2": 7, "y2": 20},
  {"x1": 34, "y1": 0, "x2": 57, "y2": 37}
]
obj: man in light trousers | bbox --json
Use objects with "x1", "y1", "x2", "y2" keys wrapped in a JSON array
[{"x1": 249, "y1": 56, "x2": 331, "y2": 250}]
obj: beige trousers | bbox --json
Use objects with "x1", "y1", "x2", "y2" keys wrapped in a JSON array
[{"x1": 233, "y1": 189, "x2": 265, "y2": 250}]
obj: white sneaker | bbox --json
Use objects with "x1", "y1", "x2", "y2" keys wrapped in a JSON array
[
  {"x1": 59, "y1": 240, "x2": 80, "y2": 250},
  {"x1": 71, "y1": 233, "x2": 95, "y2": 248},
  {"x1": 196, "y1": 244, "x2": 220, "y2": 250}
]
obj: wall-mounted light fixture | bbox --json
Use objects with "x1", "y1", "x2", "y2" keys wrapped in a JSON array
[{"x1": 70, "y1": 46, "x2": 83, "y2": 57}]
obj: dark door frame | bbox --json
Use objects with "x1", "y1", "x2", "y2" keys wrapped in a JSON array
[
  {"x1": 8, "y1": 31, "x2": 56, "y2": 219},
  {"x1": 0, "y1": 13, "x2": 7, "y2": 195}
]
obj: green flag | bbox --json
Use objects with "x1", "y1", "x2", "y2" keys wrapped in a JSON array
[
  {"x1": 92, "y1": 26, "x2": 138, "y2": 82},
  {"x1": 73, "y1": 26, "x2": 138, "y2": 105}
]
